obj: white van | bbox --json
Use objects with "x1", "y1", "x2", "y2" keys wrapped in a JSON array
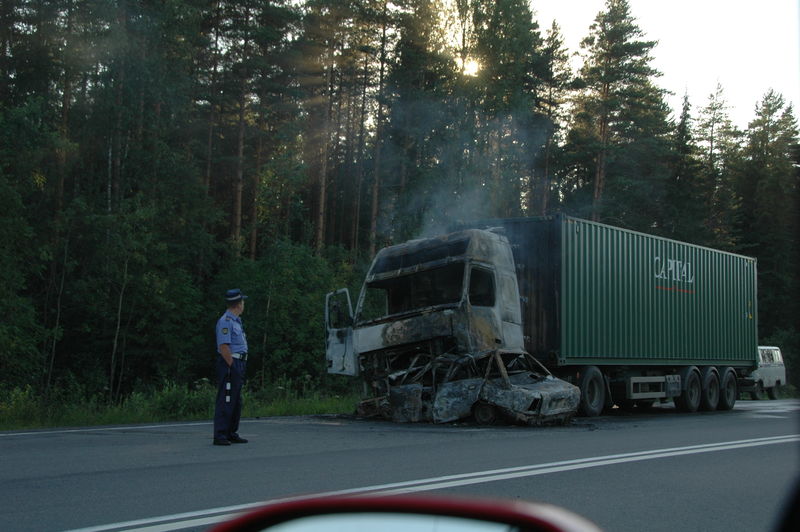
[{"x1": 749, "y1": 346, "x2": 786, "y2": 400}]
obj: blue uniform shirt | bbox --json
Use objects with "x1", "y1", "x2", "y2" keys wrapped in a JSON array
[{"x1": 216, "y1": 311, "x2": 248, "y2": 354}]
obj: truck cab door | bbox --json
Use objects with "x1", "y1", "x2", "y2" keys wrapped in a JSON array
[
  {"x1": 325, "y1": 289, "x2": 358, "y2": 376},
  {"x1": 466, "y1": 266, "x2": 504, "y2": 351}
]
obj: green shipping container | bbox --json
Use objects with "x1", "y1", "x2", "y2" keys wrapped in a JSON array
[{"x1": 491, "y1": 216, "x2": 758, "y2": 369}]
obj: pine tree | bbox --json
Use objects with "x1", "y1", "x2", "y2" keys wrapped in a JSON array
[
  {"x1": 530, "y1": 20, "x2": 571, "y2": 215},
  {"x1": 695, "y1": 83, "x2": 743, "y2": 247},
  {"x1": 662, "y1": 94, "x2": 710, "y2": 243},
  {"x1": 736, "y1": 90, "x2": 799, "y2": 336},
  {"x1": 564, "y1": 0, "x2": 670, "y2": 228},
  {"x1": 471, "y1": 0, "x2": 543, "y2": 217},
  {"x1": 246, "y1": 0, "x2": 300, "y2": 257}
]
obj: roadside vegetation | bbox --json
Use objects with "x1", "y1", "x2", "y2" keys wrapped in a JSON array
[{"x1": 0, "y1": 381, "x2": 360, "y2": 431}]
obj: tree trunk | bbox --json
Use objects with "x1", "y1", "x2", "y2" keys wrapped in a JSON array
[
  {"x1": 490, "y1": 126, "x2": 501, "y2": 216},
  {"x1": 250, "y1": 118, "x2": 264, "y2": 259},
  {"x1": 369, "y1": 2, "x2": 389, "y2": 258},
  {"x1": 109, "y1": 258, "x2": 128, "y2": 402},
  {"x1": 45, "y1": 235, "x2": 69, "y2": 397},
  {"x1": 233, "y1": 75, "x2": 246, "y2": 249},
  {"x1": 111, "y1": 3, "x2": 127, "y2": 211},
  {"x1": 204, "y1": 1, "x2": 222, "y2": 195},
  {"x1": 538, "y1": 136, "x2": 552, "y2": 215},
  {"x1": 592, "y1": 82, "x2": 610, "y2": 221},
  {"x1": 55, "y1": 2, "x2": 73, "y2": 218},
  {"x1": 351, "y1": 51, "x2": 370, "y2": 261},
  {"x1": 315, "y1": 45, "x2": 335, "y2": 254},
  {"x1": 232, "y1": 6, "x2": 252, "y2": 250}
]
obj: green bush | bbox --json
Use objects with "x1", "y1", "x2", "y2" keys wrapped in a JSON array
[
  {"x1": 150, "y1": 382, "x2": 216, "y2": 421},
  {"x1": 0, "y1": 386, "x2": 41, "y2": 428}
]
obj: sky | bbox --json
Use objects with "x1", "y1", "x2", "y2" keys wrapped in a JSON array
[{"x1": 531, "y1": 0, "x2": 800, "y2": 130}]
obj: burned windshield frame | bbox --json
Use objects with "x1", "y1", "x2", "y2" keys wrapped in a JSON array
[{"x1": 357, "y1": 263, "x2": 466, "y2": 323}]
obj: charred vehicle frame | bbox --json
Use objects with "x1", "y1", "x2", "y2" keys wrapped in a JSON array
[{"x1": 325, "y1": 229, "x2": 580, "y2": 425}]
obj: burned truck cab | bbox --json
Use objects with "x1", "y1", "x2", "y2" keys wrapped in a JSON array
[{"x1": 325, "y1": 229, "x2": 579, "y2": 424}]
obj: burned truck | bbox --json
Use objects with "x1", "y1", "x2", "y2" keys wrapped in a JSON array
[
  {"x1": 324, "y1": 227, "x2": 580, "y2": 425},
  {"x1": 327, "y1": 215, "x2": 760, "y2": 422}
]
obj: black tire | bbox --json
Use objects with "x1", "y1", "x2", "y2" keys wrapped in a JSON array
[
  {"x1": 718, "y1": 368, "x2": 737, "y2": 410},
  {"x1": 699, "y1": 368, "x2": 720, "y2": 411},
  {"x1": 675, "y1": 368, "x2": 701, "y2": 412},
  {"x1": 472, "y1": 402, "x2": 498, "y2": 425},
  {"x1": 767, "y1": 386, "x2": 779, "y2": 400},
  {"x1": 750, "y1": 382, "x2": 763, "y2": 401},
  {"x1": 578, "y1": 366, "x2": 606, "y2": 417}
]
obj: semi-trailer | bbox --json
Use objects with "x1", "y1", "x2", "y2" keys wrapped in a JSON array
[{"x1": 325, "y1": 215, "x2": 758, "y2": 422}]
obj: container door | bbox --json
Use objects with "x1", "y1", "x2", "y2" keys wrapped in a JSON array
[{"x1": 325, "y1": 289, "x2": 358, "y2": 376}]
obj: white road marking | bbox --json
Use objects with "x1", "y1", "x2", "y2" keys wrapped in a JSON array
[
  {"x1": 1, "y1": 418, "x2": 347, "y2": 437},
  {"x1": 65, "y1": 434, "x2": 800, "y2": 532},
  {"x1": 0, "y1": 422, "x2": 211, "y2": 437}
]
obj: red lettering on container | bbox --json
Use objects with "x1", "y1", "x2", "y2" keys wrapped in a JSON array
[{"x1": 656, "y1": 285, "x2": 695, "y2": 294}]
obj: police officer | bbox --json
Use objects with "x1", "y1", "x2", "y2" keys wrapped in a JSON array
[{"x1": 213, "y1": 288, "x2": 249, "y2": 446}]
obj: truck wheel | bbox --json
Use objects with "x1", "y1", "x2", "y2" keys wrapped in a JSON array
[
  {"x1": 718, "y1": 368, "x2": 737, "y2": 410},
  {"x1": 750, "y1": 382, "x2": 763, "y2": 401},
  {"x1": 472, "y1": 402, "x2": 498, "y2": 425},
  {"x1": 675, "y1": 368, "x2": 701, "y2": 412},
  {"x1": 767, "y1": 386, "x2": 779, "y2": 400},
  {"x1": 578, "y1": 366, "x2": 605, "y2": 417},
  {"x1": 699, "y1": 368, "x2": 720, "y2": 411}
]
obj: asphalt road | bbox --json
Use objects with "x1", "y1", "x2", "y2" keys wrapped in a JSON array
[{"x1": 1, "y1": 399, "x2": 798, "y2": 532}]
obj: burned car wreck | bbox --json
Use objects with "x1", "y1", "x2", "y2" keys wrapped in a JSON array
[
  {"x1": 325, "y1": 229, "x2": 580, "y2": 425},
  {"x1": 362, "y1": 349, "x2": 579, "y2": 425}
]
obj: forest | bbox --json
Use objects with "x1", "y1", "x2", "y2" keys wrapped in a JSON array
[{"x1": 1, "y1": 0, "x2": 798, "y2": 409}]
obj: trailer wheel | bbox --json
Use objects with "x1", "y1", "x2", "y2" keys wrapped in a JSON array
[
  {"x1": 675, "y1": 367, "x2": 701, "y2": 412},
  {"x1": 699, "y1": 368, "x2": 720, "y2": 411},
  {"x1": 578, "y1": 366, "x2": 605, "y2": 417},
  {"x1": 718, "y1": 368, "x2": 737, "y2": 410},
  {"x1": 472, "y1": 402, "x2": 498, "y2": 425}
]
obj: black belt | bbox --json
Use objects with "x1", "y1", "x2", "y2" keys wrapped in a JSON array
[{"x1": 231, "y1": 352, "x2": 248, "y2": 361}]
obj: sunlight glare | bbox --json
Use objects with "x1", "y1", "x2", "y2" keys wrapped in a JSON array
[{"x1": 460, "y1": 58, "x2": 480, "y2": 77}]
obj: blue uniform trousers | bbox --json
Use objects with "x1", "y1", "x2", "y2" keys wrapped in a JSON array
[{"x1": 213, "y1": 356, "x2": 245, "y2": 441}]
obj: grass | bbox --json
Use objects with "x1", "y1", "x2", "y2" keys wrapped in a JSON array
[
  {"x1": 0, "y1": 383, "x2": 360, "y2": 431},
  {"x1": 3, "y1": 382, "x2": 794, "y2": 432}
]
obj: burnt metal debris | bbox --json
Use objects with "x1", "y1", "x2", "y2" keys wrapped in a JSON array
[{"x1": 357, "y1": 349, "x2": 579, "y2": 425}]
